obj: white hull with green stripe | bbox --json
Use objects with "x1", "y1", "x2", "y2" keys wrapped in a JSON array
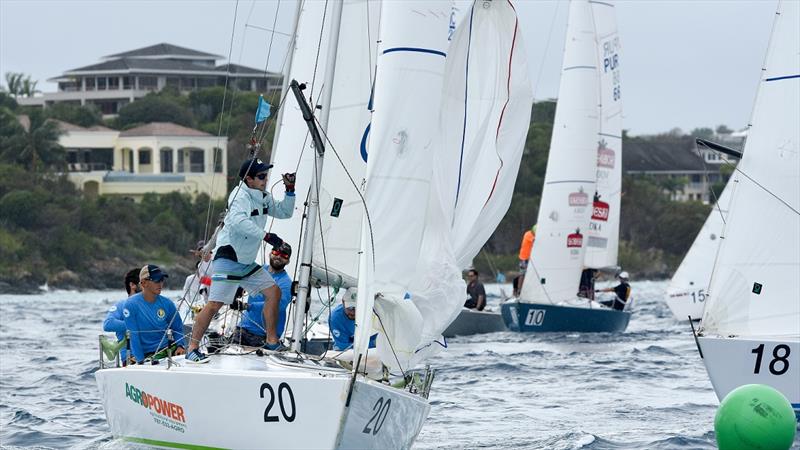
[{"x1": 95, "y1": 353, "x2": 430, "y2": 449}]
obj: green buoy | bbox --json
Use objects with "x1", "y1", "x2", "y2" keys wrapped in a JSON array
[{"x1": 715, "y1": 384, "x2": 797, "y2": 450}]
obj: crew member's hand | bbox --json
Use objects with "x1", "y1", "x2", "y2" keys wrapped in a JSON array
[
  {"x1": 282, "y1": 172, "x2": 296, "y2": 193},
  {"x1": 174, "y1": 347, "x2": 186, "y2": 356},
  {"x1": 264, "y1": 232, "x2": 283, "y2": 248},
  {"x1": 230, "y1": 298, "x2": 248, "y2": 311}
]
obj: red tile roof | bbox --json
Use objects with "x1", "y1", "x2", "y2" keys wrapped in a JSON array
[{"x1": 119, "y1": 122, "x2": 212, "y2": 137}]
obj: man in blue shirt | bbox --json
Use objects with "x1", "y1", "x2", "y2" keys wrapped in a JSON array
[
  {"x1": 123, "y1": 265, "x2": 186, "y2": 363},
  {"x1": 329, "y1": 288, "x2": 377, "y2": 351},
  {"x1": 186, "y1": 159, "x2": 296, "y2": 363},
  {"x1": 103, "y1": 268, "x2": 140, "y2": 363},
  {"x1": 230, "y1": 242, "x2": 294, "y2": 347}
]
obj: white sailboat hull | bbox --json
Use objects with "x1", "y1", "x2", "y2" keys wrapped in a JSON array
[
  {"x1": 697, "y1": 336, "x2": 800, "y2": 419},
  {"x1": 96, "y1": 354, "x2": 430, "y2": 449}
]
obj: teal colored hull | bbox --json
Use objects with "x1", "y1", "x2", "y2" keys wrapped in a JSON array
[{"x1": 501, "y1": 301, "x2": 630, "y2": 333}]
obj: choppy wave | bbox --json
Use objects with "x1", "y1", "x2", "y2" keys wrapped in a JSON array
[{"x1": 0, "y1": 284, "x2": 797, "y2": 449}]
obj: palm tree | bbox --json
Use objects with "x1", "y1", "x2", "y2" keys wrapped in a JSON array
[
  {"x1": 2, "y1": 110, "x2": 64, "y2": 172},
  {"x1": 4, "y1": 72, "x2": 22, "y2": 97},
  {"x1": 20, "y1": 77, "x2": 39, "y2": 97}
]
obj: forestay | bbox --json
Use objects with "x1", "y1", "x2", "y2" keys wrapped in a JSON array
[
  {"x1": 520, "y1": 0, "x2": 599, "y2": 305},
  {"x1": 700, "y1": 0, "x2": 799, "y2": 338},
  {"x1": 584, "y1": 0, "x2": 622, "y2": 269}
]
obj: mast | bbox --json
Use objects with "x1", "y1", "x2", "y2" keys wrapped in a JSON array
[{"x1": 290, "y1": 0, "x2": 344, "y2": 352}]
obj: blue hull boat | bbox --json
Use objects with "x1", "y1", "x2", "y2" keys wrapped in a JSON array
[{"x1": 500, "y1": 301, "x2": 630, "y2": 333}]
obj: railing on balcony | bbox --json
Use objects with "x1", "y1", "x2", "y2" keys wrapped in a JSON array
[{"x1": 67, "y1": 162, "x2": 110, "y2": 172}]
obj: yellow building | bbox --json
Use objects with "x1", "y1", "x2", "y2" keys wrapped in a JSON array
[{"x1": 58, "y1": 120, "x2": 228, "y2": 200}]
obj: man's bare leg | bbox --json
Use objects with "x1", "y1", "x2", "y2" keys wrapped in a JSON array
[
  {"x1": 261, "y1": 285, "x2": 281, "y2": 345},
  {"x1": 187, "y1": 301, "x2": 223, "y2": 353}
]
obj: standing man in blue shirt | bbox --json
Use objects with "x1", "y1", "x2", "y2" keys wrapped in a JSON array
[
  {"x1": 230, "y1": 242, "x2": 294, "y2": 347},
  {"x1": 123, "y1": 265, "x2": 186, "y2": 363},
  {"x1": 329, "y1": 288, "x2": 377, "y2": 351},
  {"x1": 103, "y1": 268, "x2": 140, "y2": 362},
  {"x1": 186, "y1": 158, "x2": 296, "y2": 363}
]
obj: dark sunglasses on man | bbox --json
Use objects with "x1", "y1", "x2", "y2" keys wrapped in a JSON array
[
  {"x1": 254, "y1": 173, "x2": 268, "y2": 180},
  {"x1": 271, "y1": 250, "x2": 290, "y2": 259}
]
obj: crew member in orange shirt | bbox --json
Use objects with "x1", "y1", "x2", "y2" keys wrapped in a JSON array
[{"x1": 514, "y1": 224, "x2": 536, "y2": 297}]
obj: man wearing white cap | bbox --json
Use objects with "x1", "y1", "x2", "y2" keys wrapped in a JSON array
[
  {"x1": 185, "y1": 158, "x2": 296, "y2": 363},
  {"x1": 597, "y1": 271, "x2": 631, "y2": 311},
  {"x1": 329, "y1": 288, "x2": 376, "y2": 352}
]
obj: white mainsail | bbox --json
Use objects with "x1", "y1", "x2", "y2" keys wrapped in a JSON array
[
  {"x1": 356, "y1": 0, "x2": 533, "y2": 371},
  {"x1": 700, "y1": 0, "x2": 799, "y2": 338},
  {"x1": 584, "y1": 0, "x2": 622, "y2": 269},
  {"x1": 266, "y1": 1, "x2": 334, "y2": 254},
  {"x1": 520, "y1": 0, "x2": 599, "y2": 305},
  {"x1": 666, "y1": 181, "x2": 733, "y2": 321}
]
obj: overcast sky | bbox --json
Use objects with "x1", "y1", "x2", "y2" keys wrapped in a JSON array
[{"x1": 0, "y1": 0, "x2": 778, "y2": 135}]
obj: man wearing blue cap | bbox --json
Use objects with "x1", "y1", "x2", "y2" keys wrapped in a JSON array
[
  {"x1": 123, "y1": 265, "x2": 186, "y2": 364},
  {"x1": 186, "y1": 158, "x2": 296, "y2": 363}
]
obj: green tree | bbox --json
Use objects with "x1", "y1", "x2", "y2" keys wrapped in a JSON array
[
  {"x1": 690, "y1": 127, "x2": 714, "y2": 139},
  {"x1": 116, "y1": 93, "x2": 194, "y2": 128},
  {"x1": 4, "y1": 72, "x2": 39, "y2": 97},
  {"x1": 715, "y1": 124, "x2": 733, "y2": 135},
  {"x1": 46, "y1": 103, "x2": 102, "y2": 127},
  {"x1": 0, "y1": 110, "x2": 64, "y2": 172}
]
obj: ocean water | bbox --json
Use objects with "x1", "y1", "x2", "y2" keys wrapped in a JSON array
[{"x1": 0, "y1": 281, "x2": 797, "y2": 449}]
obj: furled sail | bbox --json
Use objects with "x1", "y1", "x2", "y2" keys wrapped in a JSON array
[
  {"x1": 520, "y1": 0, "x2": 599, "y2": 305},
  {"x1": 700, "y1": 0, "x2": 799, "y2": 338},
  {"x1": 584, "y1": 0, "x2": 622, "y2": 269}
]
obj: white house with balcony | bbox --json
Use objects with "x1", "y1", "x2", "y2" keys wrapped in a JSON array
[
  {"x1": 58, "y1": 120, "x2": 228, "y2": 200},
  {"x1": 18, "y1": 43, "x2": 281, "y2": 116}
]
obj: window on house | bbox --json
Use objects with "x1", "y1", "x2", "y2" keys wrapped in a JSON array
[
  {"x1": 108, "y1": 77, "x2": 120, "y2": 90},
  {"x1": 189, "y1": 149, "x2": 205, "y2": 173},
  {"x1": 85, "y1": 78, "x2": 95, "y2": 91},
  {"x1": 139, "y1": 149, "x2": 152, "y2": 165},
  {"x1": 213, "y1": 148, "x2": 223, "y2": 173},
  {"x1": 691, "y1": 174, "x2": 701, "y2": 183},
  {"x1": 122, "y1": 76, "x2": 132, "y2": 90},
  {"x1": 160, "y1": 148, "x2": 173, "y2": 173},
  {"x1": 97, "y1": 77, "x2": 107, "y2": 90},
  {"x1": 139, "y1": 76, "x2": 158, "y2": 90}
]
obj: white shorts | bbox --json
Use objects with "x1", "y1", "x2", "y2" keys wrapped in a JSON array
[{"x1": 208, "y1": 258, "x2": 275, "y2": 304}]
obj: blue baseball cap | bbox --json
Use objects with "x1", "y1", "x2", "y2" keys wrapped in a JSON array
[
  {"x1": 238, "y1": 158, "x2": 273, "y2": 179},
  {"x1": 140, "y1": 264, "x2": 169, "y2": 282}
]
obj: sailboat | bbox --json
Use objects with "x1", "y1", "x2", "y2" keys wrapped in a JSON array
[
  {"x1": 696, "y1": 0, "x2": 799, "y2": 420},
  {"x1": 665, "y1": 181, "x2": 732, "y2": 322},
  {"x1": 501, "y1": 0, "x2": 631, "y2": 333},
  {"x1": 95, "y1": 1, "x2": 532, "y2": 448}
]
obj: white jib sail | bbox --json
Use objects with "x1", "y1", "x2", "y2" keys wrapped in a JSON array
[
  {"x1": 584, "y1": 0, "x2": 622, "y2": 269},
  {"x1": 520, "y1": 0, "x2": 599, "y2": 305},
  {"x1": 666, "y1": 181, "x2": 733, "y2": 321},
  {"x1": 312, "y1": 1, "x2": 382, "y2": 284},
  {"x1": 354, "y1": 0, "x2": 454, "y2": 371},
  {"x1": 408, "y1": 0, "x2": 533, "y2": 367},
  {"x1": 700, "y1": 0, "x2": 799, "y2": 338},
  {"x1": 266, "y1": 1, "x2": 335, "y2": 255}
]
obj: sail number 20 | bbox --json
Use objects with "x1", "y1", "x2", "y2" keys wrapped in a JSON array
[
  {"x1": 260, "y1": 382, "x2": 296, "y2": 422},
  {"x1": 751, "y1": 344, "x2": 790, "y2": 375},
  {"x1": 362, "y1": 397, "x2": 391, "y2": 435}
]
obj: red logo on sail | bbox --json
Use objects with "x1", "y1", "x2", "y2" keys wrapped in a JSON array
[
  {"x1": 567, "y1": 229, "x2": 583, "y2": 248},
  {"x1": 568, "y1": 187, "x2": 589, "y2": 207},
  {"x1": 597, "y1": 140, "x2": 615, "y2": 169},
  {"x1": 592, "y1": 192, "x2": 610, "y2": 221}
]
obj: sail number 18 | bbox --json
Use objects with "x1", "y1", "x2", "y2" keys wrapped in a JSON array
[{"x1": 751, "y1": 344, "x2": 790, "y2": 375}]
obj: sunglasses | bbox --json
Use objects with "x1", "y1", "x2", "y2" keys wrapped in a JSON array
[
  {"x1": 145, "y1": 277, "x2": 165, "y2": 283},
  {"x1": 271, "y1": 250, "x2": 290, "y2": 259},
  {"x1": 253, "y1": 173, "x2": 268, "y2": 180}
]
